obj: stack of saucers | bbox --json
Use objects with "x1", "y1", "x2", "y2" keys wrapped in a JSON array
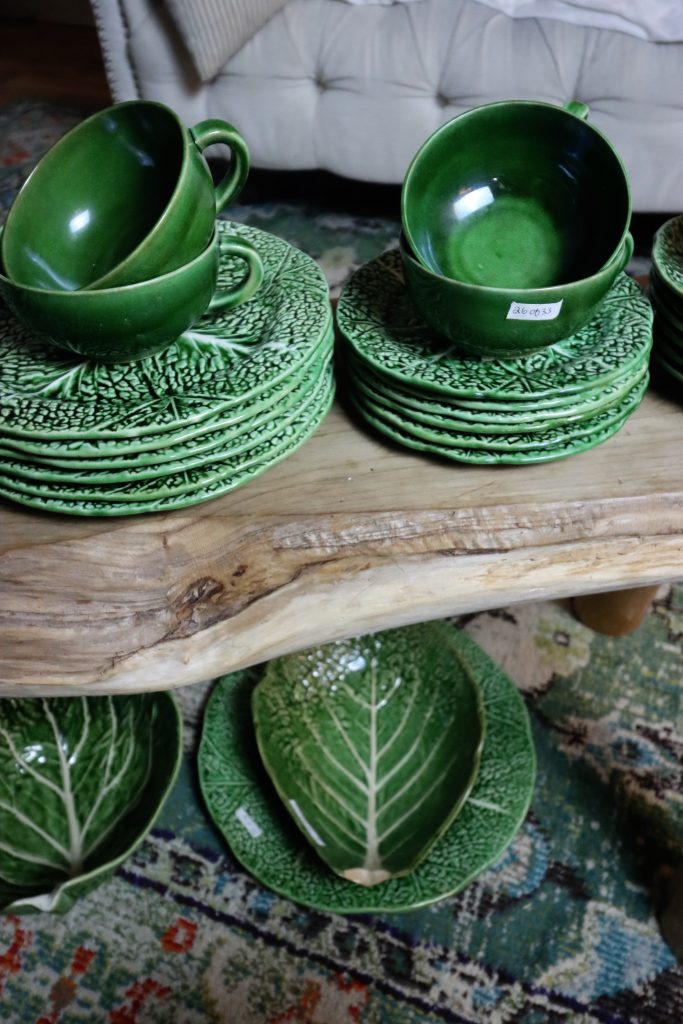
[
  {"x1": 336, "y1": 251, "x2": 653, "y2": 465},
  {"x1": 0, "y1": 221, "x2": 333, "y2": 516},
  {"x1": 649, "y1": 215, "x2": 683, "y2": 392}
]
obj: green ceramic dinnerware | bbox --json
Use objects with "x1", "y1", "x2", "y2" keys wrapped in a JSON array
[
  {"x1": 1, "y1": 359, "x2": 332, "y2": 494},
  {"x1": 351, "y1": 359, "x2": 648, "y2": 437},
  {"x1": 0, "y1": 226, "x2": 263, "y2": 363},
  {"x1": 1, "y1": 101, "x2": 251, "y2": 290},
  {"x1": 0, "y1": 221, "x2": 331, "y2": 439},
  {"x1": 198, "y1": 627, "x2": 536, "y2": 914},
  {"x1": 349, "y1": 389, "x2": 641, "y2": 466},
  {"x1": 0, "y1": 692, "x2": 182, "y2": 915},
  {"x1": 651, "y1": 215, "x2": 683, "y2": 300},
  {"x1": 336, "y1": 250, "x2": 653, "y2": 401},
  {"x1": 399, "y1": 231, "x2": 634, "y2": 356},
  {"x1": 251, "y1": 623, "x2": 486, "y2": 885},
  {"x1": 0, "y1": 366, "x2": 335, "y2": 516},
  {"x1": 401, "y1": 100, "x2": 631, "y2": 288},
  {"x1": 0, "y1": 335, "x2": 332, "y2": 466},
  {"x1": 351, "y1": 374, "x2": 647, "y2": 458}
]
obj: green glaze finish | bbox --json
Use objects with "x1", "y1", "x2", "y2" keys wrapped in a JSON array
[
  {"x1": 0, "y1": 357, "x2": 330, "y2": 485},
  {"x1": 198, "y1": 627, "x2": 536, "y2": 914},
  {"x1": 0, "y1": 221, "x2": 331, "y2": 439},
  {"x1": 0, "y1": 335, "x2": 332, "y2": 467},
  {"x1": 650, "y1": 282, "x2": 683, "y2": 336},
  {"x1": 401, "y1": 100, "x2": 631, "y2": 287},
  {"x1": 348, "y1": 378, "x2": 645, "y2": 466},
  {"x1": 251, "y1": 623, "x2": 485, "y2": 886},
  {"x1": 651, "y1": 215, "x2": 683, "y2": 299},
  {"x1": 399, "y1": 232, "x2": 634, "y2": 357},
  {"x1": 349, "y1": 374, "x2": 647, "y2": 458},
  {"x1": 1, "y1": 101, "x2": 251, "y2": 290},
  {"x1": 0, "y1": 692, "x2": 182, "y2": 915},
  {"x1": 0, "y1": 362, "x2": 333, "y2": 504},
  {"x1": 336, "y1": 250, "x2": 653, "y2": 400},
  {"x1": 349, "y1": 354, "x2": 647, "y2": 433},
  {"x1": 0, "y1": 227, "x2": 264, "y2": 363},
  {"x1": 649, "y1": 266, "x2": 683, "y2": 315},
  {"x1": 0, "y1": 363, "x2": 335, "y2": 516}
]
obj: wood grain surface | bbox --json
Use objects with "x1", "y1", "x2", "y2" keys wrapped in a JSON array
[{"x1": 0, "y1": 384, "x2": 682, "y2": 695}]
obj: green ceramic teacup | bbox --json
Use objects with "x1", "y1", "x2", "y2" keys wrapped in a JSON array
[
  {"x1": 399, "y1": 230, "x2": 633, "y2": 357},
  {"x1": 401, "y1": 100, "x2": 631, "y2": 289},
  {"x1": 0, "y1": 227, "x2": 263, "y2": 363},
  {"x1": 1, "y1": 101, "x2": 251, "y2": 291}
]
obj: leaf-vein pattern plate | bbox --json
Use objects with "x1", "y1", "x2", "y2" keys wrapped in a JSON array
[
  {"x1": 0, "y1": 356, "x2": 331, "y2": 485},
  {"x1": 351, "y1": 375, "x2": 647, "y2": 453},
  {"x1": 251, "y1": 623, "x2": 486, "y2": 885},
  {"x1": 0, "y1": 364, "x2": 335, "y2": 516},
  {"x1": 348, "y1": 352, "x2": 648, "y2": 430},
  {"x1": 0, "y1": 692, "x2": 181, "y2": 914},
  {"x1": 0, "y1": 220, "x2": 331, "y2": 439},
  {"x1": 336, "y1": 250, "x2": 652, "y2": 401},
  {"x1": 198, "y1": 625, "x2": 536, "y2": 914}
]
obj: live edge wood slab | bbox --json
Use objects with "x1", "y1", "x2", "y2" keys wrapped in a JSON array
[{"x1": 0, "y1": 388, "x2": 682, "y2": 696}]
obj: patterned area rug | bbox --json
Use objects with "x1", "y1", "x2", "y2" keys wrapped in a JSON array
[{"x1": 0, "y1": 101, "x2": 682, "y2": 1023}]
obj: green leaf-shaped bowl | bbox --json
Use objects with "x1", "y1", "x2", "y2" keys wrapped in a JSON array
[
  {"x1": 0, "y1": 693, "x2": 182, "y2": 914},
  {"x1": 251, "y1": 622, "x2": 486, "y2": 886}
]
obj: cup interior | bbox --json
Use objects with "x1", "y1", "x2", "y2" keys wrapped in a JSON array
[
  {"x1": 3, "y1": 104, "x2": 184, "y2": 290},
  {"x1": 401, "y1": 103, "x2": 630, "y2": 290}
]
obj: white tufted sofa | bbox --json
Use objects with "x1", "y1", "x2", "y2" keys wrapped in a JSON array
[{"x1": 92, "y1": 0, "x2": 683, "y2": 212}]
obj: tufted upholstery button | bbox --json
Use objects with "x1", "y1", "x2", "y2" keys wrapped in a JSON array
[
  {"x1": 435, "y1": 93, "x2": 450, "y2": 108},
  {"x1": 314, "y1": 73, "x2": 327, "y2": 91}
]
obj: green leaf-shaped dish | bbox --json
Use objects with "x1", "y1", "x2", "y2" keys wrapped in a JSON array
[
  {"x1": 198, "y1": 627, "x2": 535, "y2": 913},
  {"x1": 0, "y1": 693, "x2": 182, "y2": 914},
  {"x1": 251, "y1": 622, "x2": 485, "y2": 886}
]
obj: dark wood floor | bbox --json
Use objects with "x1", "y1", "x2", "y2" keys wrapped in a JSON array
[{"x1": 0, "y1": 17, "x2": 111, "y2": 107}]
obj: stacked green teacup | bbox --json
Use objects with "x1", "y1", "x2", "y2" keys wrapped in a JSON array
[
  {"x1": 341, "y1": 99, "x2": 652, "y2": 465},
  {"x1": 0, "y1": 102, "x2": 335, "y2": 515},
  {"x1": 649, "y1": 215, "x2": 683, "y2": 392},
  {"x1": 0, "y1": 101, "x2": 263, "y2": 362}
]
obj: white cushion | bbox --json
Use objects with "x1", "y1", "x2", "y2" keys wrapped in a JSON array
[{"x1": 95, "y1": 0, "x2": 683, "y2": 211}]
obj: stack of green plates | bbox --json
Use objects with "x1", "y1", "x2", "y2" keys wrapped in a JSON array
[
  {"x1": 649, "y1": 215, "x2": 683, "y2": 392},
  {"x1": 336, "y1": 251, "x2": 653, "y2": 465},
  {"x1": 0, "y1": 221, "x2": 334, "y2": 516}
]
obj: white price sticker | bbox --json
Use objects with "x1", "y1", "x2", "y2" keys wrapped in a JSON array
[
  {"x1": 235, "y1": 806, "x2": 263, "y2": 838},
  {"x1": 506, "y1": 300, "x2": 563, "y2": 321}
]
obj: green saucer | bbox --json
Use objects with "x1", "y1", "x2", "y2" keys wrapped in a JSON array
[
  {"x1": 0, "y1": 358, "x2": 331, "y2": 487},
  {"x1": 198, "y1": 628, "x2": 536, "y2": 914},
  {"x1": 350, "y1": 359, "x2": 648, "y2": 438},
  {"x1": 0, "y1": 220, "x2": 331, "y2": 441},
  {"x1": 351, "y1": 374, "x2": 647, "y2": 458},
  {"x1": 350, "y1": 375, "x2": 646, "y2": 465},
  {"x1": 337, "y1": 251, "x2": 652, "y2": 401},
  {"x1": 0, "y1": 366, "x2": 335, "y2": 516},
  {"x1": 0, "y1": 327, "x2": 332, "y2": 463},
  {"x1": 0, "y1": 335, "x2": 332, "y2": 476}
]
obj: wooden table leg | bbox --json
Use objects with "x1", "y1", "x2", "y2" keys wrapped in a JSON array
[{"x1": 572, "y1": 585, "x2": 661, "y2": 637}]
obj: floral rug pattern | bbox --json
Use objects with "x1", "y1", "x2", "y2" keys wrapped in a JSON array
[{"x1": 0, "y1": 101, "x2": 681, "y2": 1023}]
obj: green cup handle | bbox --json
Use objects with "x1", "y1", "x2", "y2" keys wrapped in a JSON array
[
  {"x1": 564, "y1": 101, "x2": 590, "y2": 121},
  {"x1": 191, "y1": 119, "x2": 250, "y2": 214},
  {"x1": 209, "y1": 236, "x2": 264, "y2": 312}
]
